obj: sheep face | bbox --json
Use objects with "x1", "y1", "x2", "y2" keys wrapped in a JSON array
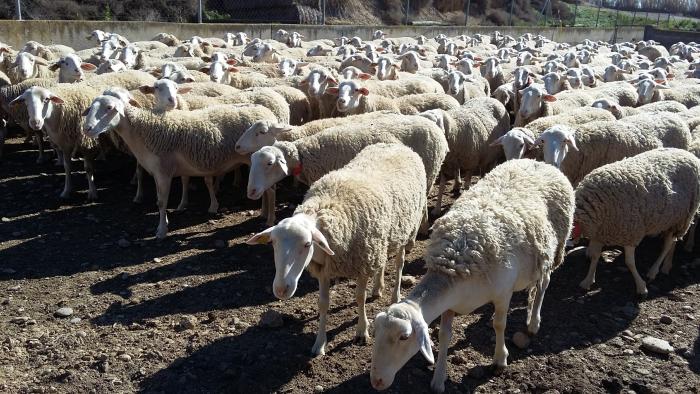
[
  {"x1": 253, "y1": 44, "x2": 277, "y2": 63},
  {"x1": 247, "y1": 214, "x2": 334, "y2": 300},
  {"x1": 376, "y1": 57, "x2": 397, "y2": 80},
  {"x1": 235, "y1": 120, "x2": 292, "y2": 154},
  {"x1": 300, "y1": 69, "x2": 335, "y2": 97},
  {"x1": 87, "y1": 30, "x2": 107, "y2": 45},
  {"x1": 565, "y1": 68, "x2": 584, "y2": 89},
  {"x1": 370, "y1": 305, "x2": 434, "y2": 391},
  {"x1": 9, "y1": 86, "x2": 63, "y2": 131},
  {"x1": 99, "y1": 40, "x2": 119, "y2": 60},
  {"x1": 518, "y1": 85, "x2": 556, "y2": 120},
  {"x1": 247, "y1": 146, "x2": 288, "y2": 200},
  {"x1": 418, "y1": 109, "x2": 446, "y2": 132},
  {"x1": 481, "y1": 57, "x2": 501, "y2": 79},
  {"x1": 83, "y1": 95, "x2": 124, "y2": 138},
  {"x1": 591, "y1": 98, "x2": 619, "y2": 115},
  {"x1": 516, "y1": 52, "x2": 532, "y2": 66},
  {"x1": 455, "y1": 58, "x2": 475, "y2": 75},
  {"x1": 96, "y1": 59, "x2": 127, "y2": 75},
  {"x1": 327, "y1": 80, "x2": 369, "y2": 113},
  {"x1": 13, "y1": 52, "x2": 45, "y2": 81},
  {"x1": 202, "y1": 60, "x2": 237, "y2": 83},
  {"x1": 140, "y1": 79, "x2": 191, "y2": 112},
  {"x1": 165, "y1": 70, "x2": 196, "y2": 84},
  {"x1": 491, "y1": 128, "x2": 535, "y2": 160},
  {"x1": 635, "y1": 79, "x2": 667, "y2": 105},
  {"x1": 446, "y1": 71, "x2": 467, "y2": 96},
  {"x1": 278, "y1": 58, "x2": 306, "y2": 77},
  {"x1": 399, "y1": 51, "x2": 422, "y2": 73},
  {"x1": 537, "y1": 125, "x2": 578, "y2": 169},
  {"x1": 53, "y1": 54, "x2": 96, "y2": 83},
  {"x1": 542, "y1": 72, "x2": 562, "y2": 94},
  {"x1": 512, "y1": 67, "x2": 532, "y2": 91},
  {"x1": 118, "y1": 45, "x2": 139, "y2": 68}
]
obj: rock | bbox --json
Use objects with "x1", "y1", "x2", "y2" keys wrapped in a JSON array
[
  {"x1": 681, "y1": 348, "x2": 695, "y2": 359},
  {"x1": 512, "y1": 331, "x2": 531, "y2": 349},
  {"x1": 69, "y1": 317, "x2": 81, "y2": 324},
  {"x1": 1, "y1": 217, "x2": 10, "y2": 222},
  {"x1": 117, "y1": 354, "x2": 132, "y2": 362},
  {"x1": 314, "y1": 385, "x2": 324, "y2": 393},
  {"x1": 98, "y1": 361, "x2": 109, "y2": 373},
  {"x1": 623, "y1": 349, "x2": 634, "y2": 355},
  {"x1": 635, "y1": 368, "x2": 650, "y2": 375},
  {"x1": 681, "y1": 305, "x2": 693, "y2": 312},
  {"x1": 659, "y1": 315, "x2": 673, "y2": 324},
  {"x1": 641, "y1": 336, "x2": 674, "y2": 355},
  {"x1": 76, "y1": 331, "x2": 87, "y2": 338},
  {"x1": 10, "y1": 316, "x2": 30, "y2": 324},
  {"x1": 259, "y1": 310, "x2": 283, "y2": 328},
  {"x1": 400, "y1": 275, "x2": 417, "y2": 287},
  {"x1": 609, "y1": 337, "x2": 624, "y2": 347},
  {"x1": 622, "y1": 329, "x2": 634, "y2": 338},
  {"x1": 54, "y1": 307, "x2": 73, "y2": 318},
  {"x1": 214, "y1": 240, "x2": 226, "y2": 248},
  {"x1": 153, "y1": 257, "x2": 162, "y2": 263},
  {"x1": 117, "y1": 239, "x2": 131, "y2": 248},
  {"x1": 178, "y1": 315, "x2": 198, "y2": 330}
]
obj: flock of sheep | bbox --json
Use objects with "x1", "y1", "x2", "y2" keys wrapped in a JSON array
[{"x1": 1, "y1": 27, "x2": 700, "y2": 392}]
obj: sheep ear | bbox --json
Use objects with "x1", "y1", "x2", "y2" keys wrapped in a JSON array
[
  {"x1": 489, "y1": 135, "x2": 505, "y2": 147},
  {"x1": 201, "y1": 56, "x2": 212, "y2": 62},
  {"x1": 128, "y1": 99, "x2": 141, "y2": 108},
  {"x1": 139, "y1": 85, "x2": 155, "y2": 94},
  {"x1": 246, "y1": 227, "x2": 274, "y2": 245},
  {"x1": 270, "y1": 123, "x2": 293, "y2": 135},
  {"x1": 566, "y1": 134, "x2": 578, "y2": 151},
  {"x1": 413, "y1": 316, "x2": 434, "y2": 364},
  {"x1": 49, "y1": 95, "x2": 64, "y2": 105},
  {"x1": 310, "y1": 227, "x2": 334, "y2": 256},
  {"x1": 184, "y1": 77, "x2": 195, "y2": 83},
  {"x1": 48, "y1": 62, "x2": 61, "y2": 71},
  {"x1": 326, "y1": 87, "x2": 339, "y2": 95},
  {"x1": 178, "y1": 87, "x2": 193, "y2": 94},
  {"x1": 543, "y1": 94, "x2": 557, "y2": 102},
  {"x1": 81, "y1": 107, "x2": 90, "y2": 116},
  {"x1": 226, "y1": 59, "x2": 238, "y2": 65},
  {"x1": 358, "y1": 87, "x2": 370, "y2": 96},
  {"x1": 358, "y1": 73, "x2": 372, "y2": 80},
  {"x1": 298, "y1": 79, "x2": 308, "y2": 86},
  {"x1": 522, "y1": 133, "x2": 536, "y2": 146},
  {"x1": 199, "y1": 67, "x2": 210, "y2": 73},
  {"x1": 228, "y1": 67, "x2": 239, "y2": 73},
  {"x1": 81, "y1": 63, "x2": 97, "y2": 71},
  {"x1": 9, "y1": 96, "x2": 25, "y2": 107},
  {"x1": 34, "y1": 57, "x2": 49, "y2": 66}
]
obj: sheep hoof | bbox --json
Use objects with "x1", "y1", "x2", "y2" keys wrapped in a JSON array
[
  {"x1": 660, "y1": 265, "x2": 671, "y2": 275},
  {"x1": 353, "y1": 334, "x2": 369, "y2": 345},
  {"x1": 59, "y1": 191, "x2": 70, "y2": 200},
  {"x1": 174, "y1": 206, "x2": 187, "y2": 213},
  {"x1": 155, "y1": 228, "x2": 168, "y2": 240},
  {"x1": 578, "y1": 279, "x2": 593, "y2": 291},
  {"x1": 636, "y1": 287, "x2": 649, "y2": 298},
  {"x1": 132, "y1": 196, "x2": 143, "y2": 204},
  {"x1": 207, "y1": 206, "x2": 219, "y2": 214},
  {"x1": 646, "y1": 269, "x2": 658, "y2": 282},
  {"x1": 311, "y1": 343, "x2": 326, "y2": 356},
  {"x1": 429, "y1": 378, "x2": 446, "y2": 393}
]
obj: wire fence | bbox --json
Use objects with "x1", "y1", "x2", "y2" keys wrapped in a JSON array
[{"x1": 5, "y1": 0, "x2": 700, "y2": 31}]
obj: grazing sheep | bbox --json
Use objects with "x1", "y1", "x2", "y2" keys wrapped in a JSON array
[
  {"x1": 83, "y1": 96, "x2": 277, "y2": 239},
  {"x1": 576, "y1": 148, "x2": 700, "y2": 295},
  {"x1": 370, "y1": 159, "x2": 575, "y2": 392},
  {"x1": 247, "y1": 143, "x2": 427, "y2": 355}
]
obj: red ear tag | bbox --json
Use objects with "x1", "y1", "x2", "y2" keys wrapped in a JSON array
[
  {"x1": 292, "y1": 164, "x2": 303, "y2": 177},
  {"x1": 571, "y1": 221, "x2": 582, "y2": 239}
]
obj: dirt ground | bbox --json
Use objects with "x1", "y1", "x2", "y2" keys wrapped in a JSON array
[{"x1": 1, "y1": 134, "x2": 699, "y2": 394}]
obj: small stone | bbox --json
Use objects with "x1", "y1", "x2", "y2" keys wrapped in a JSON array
[
  {"x1": 178, "y1": 315, "x2": 198, "y2": 330},
  {"x1": 117, "y1": 239, "x2": 131, "y2": 248},
  {"x1": 636, "y1": 368, "x2": 650, "y2": 375},
  {"x1": 623, "y1": 349, "x2": 634, "y2": 355},
  {"x1": 450, "y1": 353, "x2": 467, "y2": 365},
  {"x1": 622, "y1": 330, "x2": 634, "y2": 338},
  {"x1": 76, "y1": 331, "x2": 87, "y2": 338},
  {"x1": 1, "y1": 217, "x2": 10, "y2": 222},
  {"x1": 314, "y1": 385, "x2": 324, "y2": 393},
  {"x1": 54, "y1": 307, "x2": 74, "y2": 318},
  {"x1": 681, "y1": 348, "x2": 695, "y2": 359},
  {"x1": 641, "y1": 336, "x2": 674, "y2": 355},
  {"x1": 153, "y1": 258, "x2": 162, "y2": 263},
  {"x1": 10, "y1": 316, "x2": 30, "y2": 324},
  {"x1": 659, "y1": 315, "x2": 673, "y2": 325},
  {"x1": 401, "y1": 275, "x2": 417, "y2": 287},
  {"x1": 120, "y1": 272, "x2": 129, "y2": 280},
  {"x1": 609, "y1": 337, "x2": 624, "y2": 347},
  {"x1": 117, "y1": 354, "x2": 132, "y2": 362},
  {"x1": 512, "y1": 331, "x2": 531, "y2": 349},
  {"x1": 214, "y1": 240, "x2": 226, "y2": 248},
  {"x1": 681, "y1": 305, "x2": 693, "y2": 312},
  {"x1": 98, "y1": 361, "x2": 109, "y2": 373},
  {"x1": 259, "y1": 310, "x2": 283, "y2": 328},
  {"x1": 70, "y1": 317, "x2": 81, "y2": 324}
]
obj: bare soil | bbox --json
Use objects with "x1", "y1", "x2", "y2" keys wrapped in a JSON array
[{"x1": 1, "y1": 134, "x2": 699, "y2": 394}]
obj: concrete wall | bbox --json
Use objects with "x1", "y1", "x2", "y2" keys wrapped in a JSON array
[
  {"x1": 644, "y1": 25, "x2": 700, "y2": 48},
  {"x1": 0, "y1": 20, "x2": 645, "y2": 51}
]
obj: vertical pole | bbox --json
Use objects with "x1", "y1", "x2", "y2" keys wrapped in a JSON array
[
  {"x1": 656, "y1": 12, "x2": 661, "y2": 27},
  {"x1": 666, "y1": 13, "x2": 670, "y2": 28},
  {"x1": 573, "y1": 0, "x2": 578, "y2": 27},
  {"x1": 405, "y1": 0, "x2": 410, "y2": 25},
  {"x1": 615, "y1": 8, "x2": 619, "y2": 28},
  {"x1": 198, "y1": 0, "x2": 203, "y2": 23},
  {"x1": 595, "y1": 0, "x2": 601, "y2": 28},
  {"x1": 465, "y1": 0, "x2": 470, "y2": 26},
  {"x1": 322, "y1": 0, "x2": 326, "y2": 25},
  {"x1": 631, "y1": 10, "x2": 636, "y2": 25},
  {"x1": 16, "y1": 0, "x2": 22, "y2": 21},
  {"x1": 544, "y1": 0, "x2": 549, "y2": 26},
  {"x1": 508, "y1": 0, "x2": 514, "y2": 26}
]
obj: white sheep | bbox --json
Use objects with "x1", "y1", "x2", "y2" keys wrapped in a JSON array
[
  {"x1": 576, "y1": 148, "x2": 700, "y2": 295},
  {"x1": 370, "y1": 159, "x2": 575, "y2": 392},
  {"x1": 83, "y1": 96, "x2": 277, "y2": 239},
  {"x1": 49, "y1": 54, "x2": 97, "y2": 83}
]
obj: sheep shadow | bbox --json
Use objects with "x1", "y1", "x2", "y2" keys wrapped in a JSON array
[{"x1": 138, "y1": 315, "x2": 316, "y2": 394}]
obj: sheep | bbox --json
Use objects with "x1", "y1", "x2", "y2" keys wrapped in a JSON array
[
  {"x1": 489, "y1": 127, "x2": 536, "y2": 160},
  {"x1": 370, "y1": 158, "x2": 575, "y2": 392},
  {"x1": 542, "y1": 72, "x2": 572, "y2": 95},
  {"x1": 480, "y1": 56, "x2": 507, "y2": 92},
  {"x1": 619, "y1": 112, "x2": 691, "y2": 149},
  {"x1": 268, "y1": 85, "x2": 311, "y2": 125},
  {"x1": 419, "y1": 97, "x2": 510, "y2": 215},
  {"x1": 49, "y1": 54, "x2": 97, "y2": 83},
  {"x1": 96, "y1": 59, "x2": 128, "y2": 74},
  {"x1": 82, "y1": 69, "x2": 157, "y2": 91},
  {"x1": 514, "y1": 84, "x2": 593, "y2": 126},
  {"x1": 9, "y1": 84, "x2": 103, "y2": 200},
  {"x1": 395, "y1": 93, "x2": 460, "y2": 115},
  {"x1": 575, "y1": 148, "x2": 700, "y2": 295},
  {"x1": 524, "y1": 106, "x2": 616, "y2": 133},
  {"x1": 444, "y1": 70, "x2": 487, "y2": 104},
  {"x1": 178, "y1": 81, "x2": 239, "y2": 97},
  {"x1": 638, "y1": 45, "x2": 669, "y2": 61},
  {"x1": 10, "y1": 52, "x2": 57, "y2": 83},
  {"x1": 592, "y1": 97, "x2": 687, "y2": 119},
  {"x1": 660, "y1": 84, "x2": 700, "y2": 108},
  {"x1": 297, "y1": 68, "x2": 337, "y2": 120},
  {"x1": 83, "y1": 96, "x2": 277, "y2": 239},
  {"x1": 246, "y1": 143, "x2": 427, "y2": 355},
  {"x1": 137, "y1": 78, "x2": 192, "y2": 113},
  {"x1": 535, "y1": 123, "x2": 662, "y2": 185},
  {"x1": 176, "y1": 86, "x2": 289, "y2": 124},
  {"x1": 324, "y1": 79, "x2": 400, "y2": 116}
]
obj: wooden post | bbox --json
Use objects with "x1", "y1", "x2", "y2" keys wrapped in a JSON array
[
  {"x1": 573, "y1": 0, "x2": 578, "y2": 27},
  {"x1": 631, "y1": 10, "x2": 636, "y2": 25},
  {"x1": 405, "y1": 0, "x2": 410, "y2": 25},
  {"x1": 465, "y1": 0, "x2": 471, "y2": 26},
  {"x1": 508, "y1": 0, "x2": 515, "y2": 26},
  {"x1": 198, "y1": 0, "x2": 203, "y2": 23},
  {"x1": 595, "y1": 0, "x2": 601, "y2": 28}
]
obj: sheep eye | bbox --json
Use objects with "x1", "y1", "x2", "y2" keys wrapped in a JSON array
[
  {"x1": 304, "y1": 241, "x2": 312, "y2": 247},
  {"x1": 107, "y1": 106, "x2": 114, "y2": 110},
  {"x1": 399, "y1": 334, "x2": 409, "y2": 341}
]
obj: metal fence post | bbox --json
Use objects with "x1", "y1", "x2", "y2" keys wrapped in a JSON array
[
  {"x1": 631, "y1": 10, "x2": 636, "y2": 25},
  {"x1": 666, "y1": 13, "x2": 671, "y2": 28},
  {"x1": 405, "y1": 0, "x2": 410, "y2": 25},
  {"x1": 322, "y1": 0, "x2": 326, "y2": 25},
  {"x1": 656, "y1": 12, "x2": 661, "y2": 27},
  {"x1": 16, "y1": 0, "x2": 22, "y2": 21},
  {"x1": 508, "y1": 0, "x2": 514, "y2": 26},
  {"x1": 573, "y1": 0, "x2": 578, "y2": 27},
  {"x1": 465, "y1": 0, "x2": 470, "y2": 26},
  {"x1": 595, "y1": 0, "x2": 601, "y2": 28},
  {"x1": 198, "y1": 0, "x2": 203, "y2": 23}
]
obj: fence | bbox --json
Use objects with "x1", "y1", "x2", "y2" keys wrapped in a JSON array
[{"x1": 5, "y1": 0, "x2": 699, "y2": 31}]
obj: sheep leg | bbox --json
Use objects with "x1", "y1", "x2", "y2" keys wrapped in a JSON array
[
  {"x1": 232, "y1": 167, "x2": 242, "y2": 187},
  {"x1": 35, "y1": 133, "x2": 48, "y2": 164},
  {"x1": 647, "y1": 234, "x2": 674, "y2": 280},
  {"x1": 684, "y1": 220, "x2": 697, "y2": 252},
  {"x1": 214, "y1": 175, "x2": 222, "y2": 193},
  {"x1": 431, "y1": 174, "x2": 446, "y2": 217},
  {"x1": 430, "y1": 310, "x2": 455, "y2": 393},
  {"x1": 264, "y1": 186, "x2": 276, "y2": 226},
  {"x1": 312, "y1": 276, "x2": 330, "y2": 356},
  {"x1": 133, "y1": 164, "x2": 144, "y2": 204},
  {"x1": 204, "y1": 176, "x2": 219, "y2": 213},
  {"x1": 59, "y1": 151, "x2": 72, "y2": 199},
  {"x1": 354, "y1": 275, "x2": 370, "y2": 345},
  {"x1": 451, "y1": 168, "x2": 461, "y2": 194},
  {"x1": 391, "y1": 246, "x2": 405, "y2": 304},
  {"x1": 175, "y1": 176, "x2": 190, "y2": 212},
  {"x1": 0, "y1": 121, "x2": 6, "y2": 160},
  {"x1": 462, "y1": 170, "x2": 472, "y2": 191},
  {"x1": 84, "y1": 157, "x2": 98, "y2": 201},
  {"x1": 492, "y1": 294, "x2": 512, "y2": 369},
  {"x1": 661, "y1": 241, "x2": 676, "y2": 275},
  {"x1": 155, "y1": 175, "x2": 172, "y2": 240},
  {"x1": 623, "y1": 245, "x2": 647, "y2": 296},
  {"x1": 527, "y1": 271, "x2": 551, "y2": 336},
  {"x1": 371, "y1": 265, "x2": 385, "y2": 299},
  {"x1": 419, "y1": 204, "x2": 429, "y2": 235},
  {"x1": 579, "y1": 240, "x2": 603, "y2": 290}
]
